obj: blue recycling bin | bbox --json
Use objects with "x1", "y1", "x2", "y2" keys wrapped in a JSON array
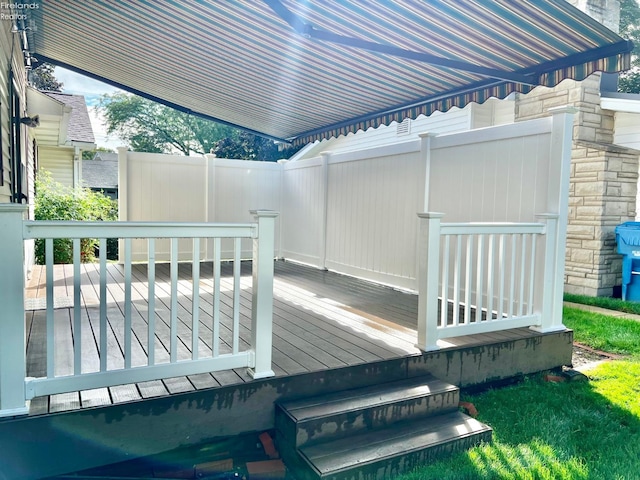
[{"x1": 615, "y1": 222, "x2": 640, "y2": 301}]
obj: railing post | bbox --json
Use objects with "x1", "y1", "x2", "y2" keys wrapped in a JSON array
[
  {"x1": 117, "y1": 146, "x2": 128, "y2": 263},
  {"x1": 531, "y1": 214, "x2": 566, "y2": 333},
  {"x1": 0, "y1": 205, "x2": 29, "y2": 417},
  {"x1": 248, "y1": 210, "x2": 279, "y2": 379},
  {"x1": 416, "y1": 212, "x2": 444, "y2": 351}
]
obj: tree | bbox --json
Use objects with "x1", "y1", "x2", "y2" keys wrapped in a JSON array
[
  {"x1": 98, "y1": 92, "x2": 303, "y2": 159},
  {"x1": 618, "y1": 0, "x2": 640, "y2": 93},
  {"x1": 98, "y1": 93, "x2": 238, "y2": 156},
  {"x1": 30, "y1": 63, "x2": 63, "y2": 92},
  {"x1": 212, "y1": 132, "x2": 302, "y2": 161}
]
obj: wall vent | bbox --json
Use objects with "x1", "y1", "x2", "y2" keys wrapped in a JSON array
[{"x1": 396, "y1": 118, "x2": 411, "y2": 136}]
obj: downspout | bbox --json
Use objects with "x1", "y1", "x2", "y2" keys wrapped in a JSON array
[{"x1": 74, "y1": 145, "x2": 81, "y2": 189}]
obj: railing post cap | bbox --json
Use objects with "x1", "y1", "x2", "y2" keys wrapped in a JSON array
[
  {"x1": 0, "y1": 204, "x2": 28, "y2": 214},
  {"x1": 417, "y1": 212, "x2": 445, "y2": 219},
  {"x1": 250, "y1": 210, "x2": 280, "y2": 218}
]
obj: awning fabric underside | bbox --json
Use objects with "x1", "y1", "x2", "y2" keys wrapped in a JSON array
[{"x1": 26, "y1": 0, "x2": 632, "y2": 145}]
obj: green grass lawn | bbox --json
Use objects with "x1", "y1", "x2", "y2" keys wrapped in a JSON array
[
  {"x1": 564, "y1": 292, "x2": 640, "y2": 315},
  {"x1": 395, "y1": 308, "x2": 640, "y2": 480}
]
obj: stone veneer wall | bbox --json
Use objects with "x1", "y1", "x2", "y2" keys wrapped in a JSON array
[
  {"x1": 513, "y1": 0, "x2": 639, "y2": 297},
  {"x1": 515, "y1": 73, "x2": 638, "y2": 296}
]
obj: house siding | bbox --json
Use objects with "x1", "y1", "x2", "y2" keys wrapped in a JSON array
[
  {"x1": 613, "y1": 111, "x2": 640, "y2": 151},
  {"x1": 0, "y1": 22, "x2": 14, "y2": 203},
  {"x1": 291, "y1": 99, "x2": 514, "y2": 161},
  {"x1": 0, "y1": 21, "x2": 32, "y2": 207},
  {"x1": 38, "y1": 146, "x2": 74, "y2": 188}
]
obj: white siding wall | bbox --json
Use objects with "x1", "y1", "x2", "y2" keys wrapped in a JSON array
[
  {"x1": 291, "y1": 98, "x2": 515, "y2": 161},
  {"x1": 0, "y1": 23, "x2": 32, "y2": 205},
  {"x1": 38, "y1": 146, "x2": 74, "y2": 188},
  {"x1": 613, "y1": 111, "x2": 640, "y2": 150},
  {"x1": 2, "y1": 23, "x2": 36, "y2": 274},
  {"x1": 0, "y1": 23, "x2": 12, "y2": 203}
]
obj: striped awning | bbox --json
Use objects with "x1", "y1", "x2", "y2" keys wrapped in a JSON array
[{"x1": 25, "y1": 1, "x2": 632, "y2": 145}]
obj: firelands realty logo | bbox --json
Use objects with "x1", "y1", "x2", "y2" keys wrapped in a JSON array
[{"x1": 1, "y1": 2, "x2": 39, "y2": 21}]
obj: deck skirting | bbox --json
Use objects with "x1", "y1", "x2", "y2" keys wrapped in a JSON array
[{"x1": 0, "y1": 327, "x2": 572, "y2": 480}]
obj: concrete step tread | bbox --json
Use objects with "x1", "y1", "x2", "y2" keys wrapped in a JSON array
[
  {"x1": 278, "y1": 375, "x2": 456, "y2": 422},
  {"x1": 299, "y1": 411, "x2": 491, "y2": 476}
]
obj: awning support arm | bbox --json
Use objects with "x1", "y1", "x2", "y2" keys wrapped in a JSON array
[{"x1": 264, "y1": 0, "x2": 537, "y2": 85}]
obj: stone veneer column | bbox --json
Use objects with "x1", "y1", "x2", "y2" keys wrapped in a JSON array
[{"x1": 514, "y1": 0, "x2": 639, "y2": 296}]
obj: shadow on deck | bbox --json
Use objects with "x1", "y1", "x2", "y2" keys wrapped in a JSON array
[{"x1": 3, "y1": 260, "x2": 572, "y2": 479}]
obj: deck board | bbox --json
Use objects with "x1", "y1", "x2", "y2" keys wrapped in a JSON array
[
  {"x1": 23, "y1": 259, "x2": 535, "y2": 416},
  {"x1": 80, "y1": 388, "x2": 112, "y2": 408}
]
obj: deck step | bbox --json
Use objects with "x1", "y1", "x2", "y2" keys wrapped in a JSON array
[
  {"x1": 276, "y1": 375, "x2": 459, "y2": 448},
  {"x1": 300, "y1": 411, "x2": 492, "y2": 480},
  {"x1": 275, "y1": 375, "x2": 492, "y2": 480}
]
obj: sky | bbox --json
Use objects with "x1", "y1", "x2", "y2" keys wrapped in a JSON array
[{"x1": 54, "y1": 67, "x2": 125, "y2": 151}]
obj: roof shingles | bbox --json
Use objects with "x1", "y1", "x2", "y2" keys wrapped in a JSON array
[
  {"x1": 44, "y1": 92, "x2": 95, "y2": 144},
  {"x1": 82, "y1": 152, "x2": 118, "y2": 190}
]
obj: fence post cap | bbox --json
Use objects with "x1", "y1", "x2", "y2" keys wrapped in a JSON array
[
  {"x1": 250, "y1": 210, "x2": 280, "y2": 218},
  {"x1": 0, "y1": 204, "x2": 28, "y2": 214}
]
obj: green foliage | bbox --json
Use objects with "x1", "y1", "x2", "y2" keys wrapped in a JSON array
[
  {"x1": 618, "y1": 0, "x2": 640, "y2": 93},
  {"x1": 98, "y1": 93, "x2": 237, "y2": 156},
  {"x1": 563, "y1": 292, "x2": 640, "y2": 315},
  {"x1": 98, "y1": 92, "x2": 302, "y2": 160},
  {"x1": 34, "y1": 172, "x2": 118, "y2": 264},
  {"x1": 30, "y1": 63, "x2": 63, "y2": 92},
  {"x1": 212, "y1": 131, "x2": 302, "y2": 161},
  {"x1": 618, "y1": 69, "x2": 640, "y2": 93}
]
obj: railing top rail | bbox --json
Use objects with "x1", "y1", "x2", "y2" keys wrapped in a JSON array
[
  {"x1": 440, "y1": 222, "x2": 545, "y2": 235},
  {"x1": 23, "y1": 221, "x2": 257, "y2": 240}
]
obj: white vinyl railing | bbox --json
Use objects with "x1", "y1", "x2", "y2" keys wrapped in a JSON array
[
  {"x1": 416, "y1": 212, "x2": 564, "y2": 351},
  {"x1": 0, "y1": 205, "x2": 277, "y2": 417}
]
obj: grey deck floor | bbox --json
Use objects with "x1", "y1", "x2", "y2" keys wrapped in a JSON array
[{"x1": 24, "y1": 260, "x2": 533, "y2": 416}]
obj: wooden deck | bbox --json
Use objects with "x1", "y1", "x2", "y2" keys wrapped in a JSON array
[
  {"x1": 24, "y1": 260, "x2": 425, "y2": 415},
  {"x1": 10, "y1": 260, "x2": 574, "y2": 479},
  {"x1": 23, "y1": 259, "x2": 567, "y2": 417}
]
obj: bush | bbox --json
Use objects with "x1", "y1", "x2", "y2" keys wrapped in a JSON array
[{"x1": 34, "y1": 171, "x2": 118, "y2": 264}]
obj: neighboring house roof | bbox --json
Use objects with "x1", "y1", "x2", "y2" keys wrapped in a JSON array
[
  {"x1": 82, "y1": 152, "x2": 118, "y2": 190},
  {"x1": 43, "y1": 92, "x2": 95, "y2": 144}
]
